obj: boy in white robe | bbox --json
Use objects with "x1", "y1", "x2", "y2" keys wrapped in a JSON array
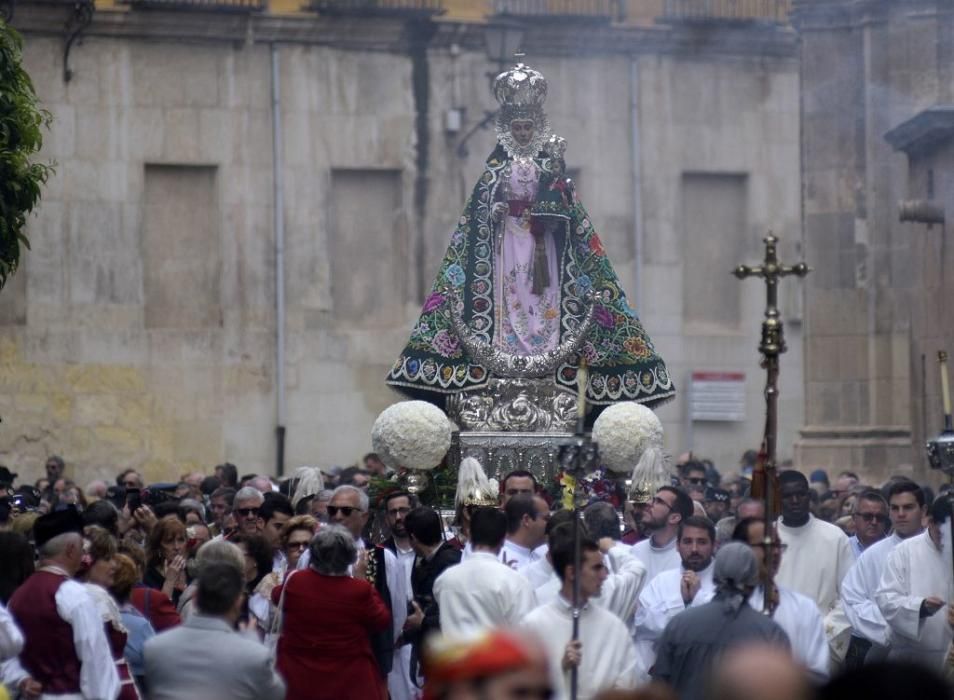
[
  {"x1": 523, "y1": 533, "x2": 638, "y2": 700},
  {"x1": 875, "y1": 495, "x2": 954, "y2": 670},
  {"x1": 435, "y1": 507, "x2": 535, "y2": 639},
  {"x1": 841, "y1": 480, "x2": 926, "y2": 665}
]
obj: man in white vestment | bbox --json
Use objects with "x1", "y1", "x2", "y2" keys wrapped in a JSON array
[
  {"x1": 733, "y1": 517, "x2": 829, "y2": 680},
  {"x1": 533, "y1": 520, "x2": 645, "y2": 626},
  {"x1": 501, "y1": 495, "x2": 549, "y2": 571},
  {"x1": 631, "y1": 486, "x2": 693, "y2": 586},
  {"x1": 435, "y1": 507, "x2": 535, "y2": 638},
  {"x1": 875, "y1": 495, "x2": 954, "y2": 670},
  {"x1": 523, "y1": 534, "x2": 638, "y2": 700},
  {"x1": 841, "y1": 480, "x2": 926, "y2": 667},
  {"x1": 775, "y1": 470, "x2": 854, "y2": 615},
  {"x1": 634, "y1": 516, "x2": 717, "y2": 680}
]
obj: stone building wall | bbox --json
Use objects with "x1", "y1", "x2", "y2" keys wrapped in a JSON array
[{"x1": 1, "y1": 8, "x2": 800, "y2": 485}]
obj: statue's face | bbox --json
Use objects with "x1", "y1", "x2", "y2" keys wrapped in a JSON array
[{"x1": 509, "y1": 119, "x2": 535, "y2": 146}]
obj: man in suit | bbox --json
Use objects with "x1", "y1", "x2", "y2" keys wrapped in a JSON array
[{"x1": 144, "y1": 562, "x2": 285, "y2": 700}]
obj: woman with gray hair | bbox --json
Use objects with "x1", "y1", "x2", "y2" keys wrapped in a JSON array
[
  {"x1": 274, "y1": 525, "x2": 391, "y2": 700},
  {"x1": 651, "y1": 542, "x2": 792, "y2": 700}
]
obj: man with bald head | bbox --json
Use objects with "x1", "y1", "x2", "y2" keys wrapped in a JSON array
[{"x1": 709, "y1": 645, "x2": 812, "y2": 700}]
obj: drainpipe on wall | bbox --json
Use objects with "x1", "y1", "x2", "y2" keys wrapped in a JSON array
[
  {"x1": 629, "y1": 56, "x2": 644, "y2": 316},
  {"x1": 271, "y1": 43, "x2": 287, "y2": 478}
]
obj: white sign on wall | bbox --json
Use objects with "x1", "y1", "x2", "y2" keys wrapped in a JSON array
[{"x1": 690, "y1": 371, "x2": 746, "y2": 422}]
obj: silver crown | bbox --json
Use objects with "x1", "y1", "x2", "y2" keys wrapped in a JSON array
[{"x1": 493, "y1": 63, "x2": 548, "y2": 110}]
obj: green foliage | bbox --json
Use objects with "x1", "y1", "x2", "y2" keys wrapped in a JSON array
[{"x1": 0, "y1": 21, "x2": 53, "y2": 290}]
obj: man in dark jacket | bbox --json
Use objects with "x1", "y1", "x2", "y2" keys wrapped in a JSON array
[
  {"x1": 652, "y1": 542, "x2": 791, "y2": 700},
  {"x1": 403, "y1": 506, "x2": 462, "y2": 679}
]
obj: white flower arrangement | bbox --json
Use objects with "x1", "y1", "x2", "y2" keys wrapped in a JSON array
[
  {"x1": 592, "y1": 402, "x2": 664, "y2": 474},
  {"x1": 371, "y1": 401, "x2": 453, "y2": 472}
]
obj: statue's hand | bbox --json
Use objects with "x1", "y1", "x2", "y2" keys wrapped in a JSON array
[{"x1": 491, "y1": 202, "x2": 508, "y2": 223}]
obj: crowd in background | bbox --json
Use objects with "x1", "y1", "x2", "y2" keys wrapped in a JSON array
[{"x1": 0, "y1": 449, "x2": 951, "y2": 700}]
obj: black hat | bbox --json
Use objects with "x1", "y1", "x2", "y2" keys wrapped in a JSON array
[
  {"x1": 705, "y1": 487, "x2": 730, "y2": 503},
  {"x1": 34, "y1": 506, "x2": 84, "y2": 548},
  {"x1": 0, "y1": 466, "x2": 17, "y2": 487}
]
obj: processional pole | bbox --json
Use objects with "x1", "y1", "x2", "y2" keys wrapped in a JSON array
[
  {"x1": 558, "y1": 358, "x2": 599, "y2": 700},
  {"x1": 926, "y1": 351, "x2": 954, "y2": 583},
  {"x1": 733, "y1": 233, "x2": 810, "y2": 616}
]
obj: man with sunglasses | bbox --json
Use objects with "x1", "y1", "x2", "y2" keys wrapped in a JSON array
[
  {"x1": 848, "y1": 490, "x2": 890, "y2": 558},
  {"x1": 841, "y1": 480, "x2": 926, "y2": 667},
  {"x1": 233, "y1": 486, "x2": 265, "y2": 536},
  {"x1": 680, "y1": 461, "x2": 708, "y2": 502}
]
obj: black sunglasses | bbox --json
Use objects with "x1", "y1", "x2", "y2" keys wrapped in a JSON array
[
  {"x1": 236, "y1": 507, "x2": 260, "y2": 517},
  {"x1": 327, "y1": 505, "x2": 362, "y2": 517}
]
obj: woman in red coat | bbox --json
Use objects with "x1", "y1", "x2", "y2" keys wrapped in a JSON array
[{"x1": 274, "y1": 523, "x2": 391, "y2": 700}]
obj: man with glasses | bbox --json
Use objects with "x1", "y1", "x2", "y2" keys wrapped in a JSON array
[
  {"x1": 775, "y1": 470, "x2": 854, "y2": 619},
  {"x1": 841, "y1": 480, "x2": 926, "y2": 667},
  {"x1": 631, "y1": 486, "x2": 694, "y2": 587},
  {"x1": 233, "y1": 486, "x2": 264, "y2": 536},
  {"x1": 733, "y1": 517, "x2": 829, "y2": 680},
  {"x1": 848, "y1": 489, "x2": 890, "y2": 558}
]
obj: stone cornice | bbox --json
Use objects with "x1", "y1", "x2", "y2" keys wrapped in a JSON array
[
  {"x1": 791, "y1": 0, "x2": 949, "y2": 32},
  {"x1": 11, "y1": 3, "x2": 797, "y2": 60}
]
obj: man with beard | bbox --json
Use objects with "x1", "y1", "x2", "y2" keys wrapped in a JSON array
[
  {"x1": 634, "y1": 516, "x2": 717, "y2": 680},
  {"x1": 631, "y1": 486, "x2": 693, "y2": 587},
  {"x1": 380, "y1": 491, "x2": 418, "y2": 700},
  {"x1": 733, "y1": 517, "x2": 829, "y2": 680}
]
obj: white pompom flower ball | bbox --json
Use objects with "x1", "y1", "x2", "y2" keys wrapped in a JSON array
[
  {"x1": 592, "y1": 402, "x2": 664, "y2": 474},
  {"x1": 371, "y1": 401, "x2": 453, "y2": 471}
]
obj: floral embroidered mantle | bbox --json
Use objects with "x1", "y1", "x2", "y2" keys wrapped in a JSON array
[{"x1": 386, "y1": 145, "x2": 675, "y2": 407}]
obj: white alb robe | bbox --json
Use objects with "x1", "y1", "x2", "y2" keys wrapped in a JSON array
[
  {"x1": 0, "y1": 603, "x2": 23, "y2": 661},
  {"x1": 633, "y1": 562, "x2": 715, "y2": 681},
  {"x1": 523, "y1": 596, "x2": 639, "y2": 700},
  {"x1": 776, "y1": 516, "x2": 854, "y2": 615},
  {"x1": 750, "y1": 585, "x2": 829, "y2": 679},
  {"x1": 841, "y1": 532, "x2": 905, "y2": 648},
  {"x1": 522, "y1": 557, "x2": 555, "y2": 591},
  {"x1": 875, "y1": 531, "x2": 954, "y2": 669},
  {"x1": 630, "y1": 535, "x2": 681, "y2": 587},
  {"x1": 501, "y1": 539, "x2": 541, "y2": 572},
  {"x1": 533, "y1": 545, "x2": 646, "y2": 627},
  {"x1": 434, "y1": 551, "x2": 536, "y2": 639}
]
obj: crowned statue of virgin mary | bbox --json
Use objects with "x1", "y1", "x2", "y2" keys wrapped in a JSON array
[{"x1": 387, "y1": 63, "x2": 674, "y2": 421}]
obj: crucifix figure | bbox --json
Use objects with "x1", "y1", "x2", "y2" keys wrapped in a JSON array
[{"x1": 733, "y1": 232, "x2": 809, "y2": 614}]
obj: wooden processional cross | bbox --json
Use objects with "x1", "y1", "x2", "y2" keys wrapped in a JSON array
[{"x1": 732, "y1": 234, "x2": 810, "y2": 529}]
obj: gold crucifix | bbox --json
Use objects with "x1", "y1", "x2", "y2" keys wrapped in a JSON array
[{"x1": 733, "y1": 233, "x2": 809, "y2": 616}]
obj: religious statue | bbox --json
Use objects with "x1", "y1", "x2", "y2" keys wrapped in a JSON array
[{"x1": 387, "y1": 62, "x2": 674, "y2": 418}]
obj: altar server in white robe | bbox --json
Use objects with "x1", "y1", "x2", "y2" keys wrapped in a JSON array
[
  {"x1": 775, "y1": 470, "x2": 854, "y2": 615},
  {"x1": 875, "y1": 495, "x2": 954, "y2": 670},
  {"x1": 733, "y1": 517, "x2": 829, "y2": 680},
  {"x1": 631, "y1": 486, "x2": 694, "y2": 587},
  {"x1": 634, "y1": 516, "x2": 717, "y2": 680},
  {"x1": 501, "y1": 495, "x2": 550, "y2": 572},
  {"x1": 533, "y1": 521, "x2": 646, "y2": 627},
  {"x1": 523, "y1": 533, "x2": 638, "y2": 700},
  {"x1": 841, "y1": 480, "x2": 926, "y2": 664},
  {"x1": 435, "y1": 506, "x2": 535, "y2": 639}
]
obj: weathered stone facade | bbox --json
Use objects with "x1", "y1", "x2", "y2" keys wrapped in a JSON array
[
  {"x1": 792, "y1": 0, "x2": 952, "y2": 483},
  {"x1": 2, "y1": 5, "x2": 801, "y2": 485}
]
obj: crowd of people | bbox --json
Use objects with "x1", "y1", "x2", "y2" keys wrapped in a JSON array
[{"x1": 0, "y1": 451, "x2": 951, "y2": 700}]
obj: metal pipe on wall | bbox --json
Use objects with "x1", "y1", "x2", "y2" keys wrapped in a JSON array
[
  {"x1": 271, "y1": 43, "x2": 287, "y2": 477},
  {"x1": 629, "y1": 55, "x2": 644, "y2": 315}
]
